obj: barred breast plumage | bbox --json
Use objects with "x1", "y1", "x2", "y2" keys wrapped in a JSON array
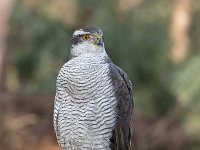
[
  {"x1": 53, "y1": 27, "x2": 133, "y2": 150},
  {"x1": 54, "y1": 54, "x2": 117, "y2": 149}
]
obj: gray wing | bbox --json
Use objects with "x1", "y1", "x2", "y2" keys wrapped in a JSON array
[{"x1": 108, "y1": 63, "x2": 134, "y2": 150}]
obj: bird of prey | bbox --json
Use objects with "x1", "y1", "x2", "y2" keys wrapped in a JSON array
[{"x1": 53, "y1": 26, "x2": 133, "y2": 150}]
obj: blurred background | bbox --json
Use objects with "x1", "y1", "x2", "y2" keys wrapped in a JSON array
[{"x1": 0, "y1": 0, "x2": 200, "y2": 149}]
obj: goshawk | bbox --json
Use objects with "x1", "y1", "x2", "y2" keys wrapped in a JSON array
[{"x1": 53, "y1": 26, "x2": 134, "y2": 150}]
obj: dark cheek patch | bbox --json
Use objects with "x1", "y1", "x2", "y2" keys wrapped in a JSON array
[{"x1": 71, "y1": 35, "x2": 82, "y2": 46}]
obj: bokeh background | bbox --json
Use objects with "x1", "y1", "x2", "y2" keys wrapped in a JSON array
[{"x1": 0, "y1": 0, "x2": 200, "y2": 149}]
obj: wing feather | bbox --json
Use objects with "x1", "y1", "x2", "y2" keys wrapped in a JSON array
[{"x1": 108, "y1": 63, "x2": 134, "y2": 150}]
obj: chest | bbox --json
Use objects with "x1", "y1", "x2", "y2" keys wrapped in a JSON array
[
  {"x1": 58, "y1": 67, "x2": 117, "y2": 149},
  {"x1": 61, "y1": 61, "x2": 112, "y2": 99}
]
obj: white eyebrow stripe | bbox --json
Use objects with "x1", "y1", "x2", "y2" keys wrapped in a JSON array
[{"x1": 73, "y1": 30, "x2": 91, "y2": 36}]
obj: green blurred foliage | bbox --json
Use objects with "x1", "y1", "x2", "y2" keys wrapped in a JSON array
[
  {"x1": 10, "y1": 2, "x2": 70, "y2": 93},
  {"x1": 7, "y1": 0, "x2": 200, "y2": 148},
  {"x1": 10, "y1": 0, "x2": 177, "y2": 116},
  {"x1": 172, "y1": 55, "x2": 200, "y2": 141}
]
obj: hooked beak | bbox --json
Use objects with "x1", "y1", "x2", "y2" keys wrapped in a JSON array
[{"x1": 93, "y1": 33, "x2": 103, "y2": 46}]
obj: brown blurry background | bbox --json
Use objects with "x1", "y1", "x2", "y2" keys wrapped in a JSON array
[{"x1": 0, "y1": 0, "x2": 200, "y2": 150}]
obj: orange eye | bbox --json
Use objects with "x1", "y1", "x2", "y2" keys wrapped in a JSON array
[{"x1": 82, "y1": 34, "x2": 89, "y2": 40}]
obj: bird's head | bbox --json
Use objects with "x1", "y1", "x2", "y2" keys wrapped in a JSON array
[{"x1": 70, "y1": 26, "x2": 105, "y2": 58}]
